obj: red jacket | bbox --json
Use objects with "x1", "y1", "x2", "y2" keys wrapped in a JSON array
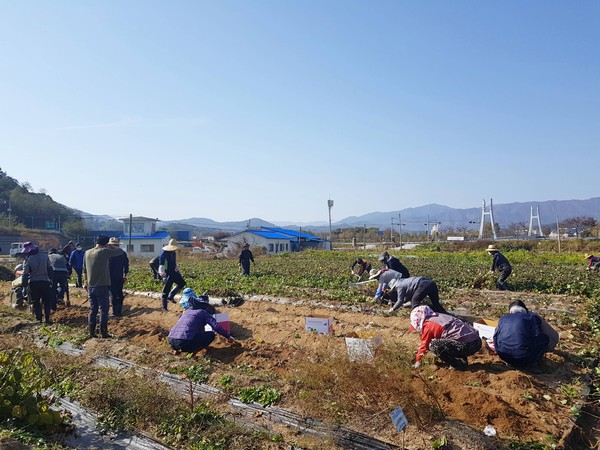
[{"x1": 416, "y1": 314, "x2": 479, "y2": 362}]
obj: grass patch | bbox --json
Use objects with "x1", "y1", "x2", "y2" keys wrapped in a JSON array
[{"x1": 287, "y1": 343, "x2": 442, "y2": 427}]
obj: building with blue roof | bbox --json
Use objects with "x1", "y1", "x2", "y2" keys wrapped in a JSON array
[
  {"x1": 225, "y1": 227, "x2": 330, "y2": 254},
  {"x1": 116, "y1": 216, "x2": 172, "y2": 257}
]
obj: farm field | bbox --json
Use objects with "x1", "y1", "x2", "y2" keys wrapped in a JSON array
[{"x1": 1, "y1": 247, "x2": 599, "y2": 449}]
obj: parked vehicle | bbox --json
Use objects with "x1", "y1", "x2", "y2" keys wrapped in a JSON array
[{"x1": 9, "y1": 242, "x2": 26, "y2": 256}]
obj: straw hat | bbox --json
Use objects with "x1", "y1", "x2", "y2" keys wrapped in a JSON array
[
  {"x1": 108, "y1": 237, "x2": 120, "y2": 245},
  {"x1": 368, "y1": 269, "x2": 382, "y2": 279},
  {"x1": 486, "y1": 244, "x2": 498, "y2": 253},
  {"x1": 585, "y1": 253, "x2": 593, "y2": 259},
  {"x1": 162, "y1": 239, "x2": 179, "y2": 251}
]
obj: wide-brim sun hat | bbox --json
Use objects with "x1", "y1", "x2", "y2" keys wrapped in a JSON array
[
  {"x1": 21, "y1": 242, "x2": 38, "y2": 254},
  {"x1": 486, "y1": 245, "x2": 498, "y2": 252},
  {"x1": 369, "y1": 269, "x2": 382, "y2": 279},
  {"x1": 585, "y1": 253, "x2": 593, "y2": 259},
  {"x1": 378, "y1": 252, "x2": 389, "y2": 261},
  {"x1": 162, "y1": 239, "x2": 179, "y2": 251},
  {"x1": 108, "y1": 237, "x2": 120, "y2": 245}
]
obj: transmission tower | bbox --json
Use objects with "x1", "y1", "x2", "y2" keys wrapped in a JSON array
[
  {"x1": 478, "y1": 198, "x2": 497, "y2": 240},
  {"x1": 528, "y1": 205, "x2": 544, "y2": 237}
]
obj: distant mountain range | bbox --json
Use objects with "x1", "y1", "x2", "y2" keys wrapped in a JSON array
[{"x1": 163, "y1": 197, "x2": 600, "y2": 234}]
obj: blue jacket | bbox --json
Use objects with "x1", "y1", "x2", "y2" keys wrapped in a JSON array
[
  {"x1": 69, "y1": 249, "x2": 85, "y2": 270},
  {"x1": 159, "y1": 250, "x2": 177, "y2": 275},
  {"x1": 493, "y1": 312, "x2": 549, "y2": 367}
]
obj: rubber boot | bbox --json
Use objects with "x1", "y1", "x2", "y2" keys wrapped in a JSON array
[
  {"x1": 89, "y1": 324, "x2": 97, "y2": 338},
  {"x1": 100, "y1": 325, "x2": 110, "y2": 339}
]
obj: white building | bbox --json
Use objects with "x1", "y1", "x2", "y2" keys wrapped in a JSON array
[
  {"x1": 225, "y1": 227, "x2": 330, "y2": 254},
  {"x1": 117, "y1": 216, "x2": 171, "y2": 257}
]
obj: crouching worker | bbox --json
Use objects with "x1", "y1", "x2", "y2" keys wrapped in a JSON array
[
  {"x1": 411, "y1": 305, "x2": 482, "y2": 370},
  {"x1": 168, "y1": 301, "x2": 236, "y2": 357},
  {"x1": 493, "y1": 300, "x2": 552, "y2": 370}
]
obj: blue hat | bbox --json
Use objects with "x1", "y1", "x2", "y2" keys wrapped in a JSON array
[{"x1": 179, "y1": 288, "x2": 197, "y2": 310}]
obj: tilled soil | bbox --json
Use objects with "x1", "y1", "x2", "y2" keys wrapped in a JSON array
[{"x1": 1, "y1": 283, "x2": 597, "y2": 449}]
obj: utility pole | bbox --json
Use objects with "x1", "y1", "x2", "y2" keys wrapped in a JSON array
[
  {"x1": 556, "y1": 216, "x2": 561, "y2": 254},
  {"x1": 390, "y1": 217, "x2": 394, "y2": 242},
  {"x1": 363, "y1": 224, "x2": 366, "y2": 249},
  {"x1": 327, "y1": 199, "x2": 334, "y2": 242},
  {"x1": 399, "y1": 214, "x2": 403, "y2": 250},
  {"x1": 128, "y1": 214, "x2": 133, "y2": 255}
]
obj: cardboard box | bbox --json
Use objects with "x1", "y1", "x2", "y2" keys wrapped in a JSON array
[
  {"x1": 345, "y1": 331, "x2": 383, "y2": 362},
  {"x1": 473, "y1": 318, "x2": 498, "y2": 340},
  {"x1": 305, "y1": 315, "x2": 334, "y2": 335},
  {"x1": 205, "y1": 313, "x2": 230, "y2": 334}
]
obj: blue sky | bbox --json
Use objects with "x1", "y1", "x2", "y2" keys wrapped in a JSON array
[{"x1": 1, "y1": 1, "x2": 598, "y2": 224}]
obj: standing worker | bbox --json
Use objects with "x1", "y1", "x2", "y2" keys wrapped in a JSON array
[
  {"x1": 158, "y1": 239, "x2": 186, "y2": 311},
  {"x1": 83, "y1": 235, "x2": 124, "y2": 338},
  {"x1": 108, "y1": 237, "x2": 129, "y2": 317},
  {"x1": 21, "y1": 242, "x2": 54, "y2": 325},
  {"x1": 378, "y1": 252, "x2": 410, "y2": 279},
  {"x1": 487, "y1": 244, "x2": 512, "y2": 290},
  {"x1": 350, "y1": 258, "x2": 372, "y2": 281},
  {"x1": 48, "y1": 248, "x2": 71, "y2": 308},
  {"x1": 69, "y1": 243, "x2": 85, "y2": 288},
  {"x1": 238, "y1": 243, "x2": 255, "y2": 276}
]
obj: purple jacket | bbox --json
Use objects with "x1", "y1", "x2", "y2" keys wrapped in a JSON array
[{"x1": 168, "y1": 309, "x2": 230, "y2": 341}]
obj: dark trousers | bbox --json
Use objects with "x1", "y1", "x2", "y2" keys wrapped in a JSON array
[
  {"x1": 28, "y1": 280, "x2": 53, "y2": 323},
  {"x1": 110, "y1": 278, "x2": 125, "y2": 316},
  {"x1": 73, "y1": 268, "x2": 83, "y2": 288},
  {"x1": 410, "y1": 280, "x2": 447, "y2": 313},
  {"x1": 52, "y1": 271, "x2": 70, "y2": 306},
  {"x1": 168, "y1": 332, "x2": 216, "y2": 353},
  {"x1": 429, "y1": 338, "x2": 482, "y2": 368},
  {"x1": 88, "y1": 285, "x2": 110, "y2": 329},
  {"x1": 497, "y1": 267, "x2": 512, "y2": 290},
  {"x1": 241, "y1": 260, "x2": 251, "y2": 276},
  {"x1": 162, "y1": 272, "x2": 186, "y2": 309}
]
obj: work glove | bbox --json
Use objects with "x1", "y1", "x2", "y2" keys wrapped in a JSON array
[
  {"x1": 387, "y1": 307, "x2": 395, "y2": 314},
  {"x1": 413, "y1": 361, "x2": 421, "y2": 369},
  {"x1": 158, "y1": 265, "x2": 166, "y2": 277}
]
